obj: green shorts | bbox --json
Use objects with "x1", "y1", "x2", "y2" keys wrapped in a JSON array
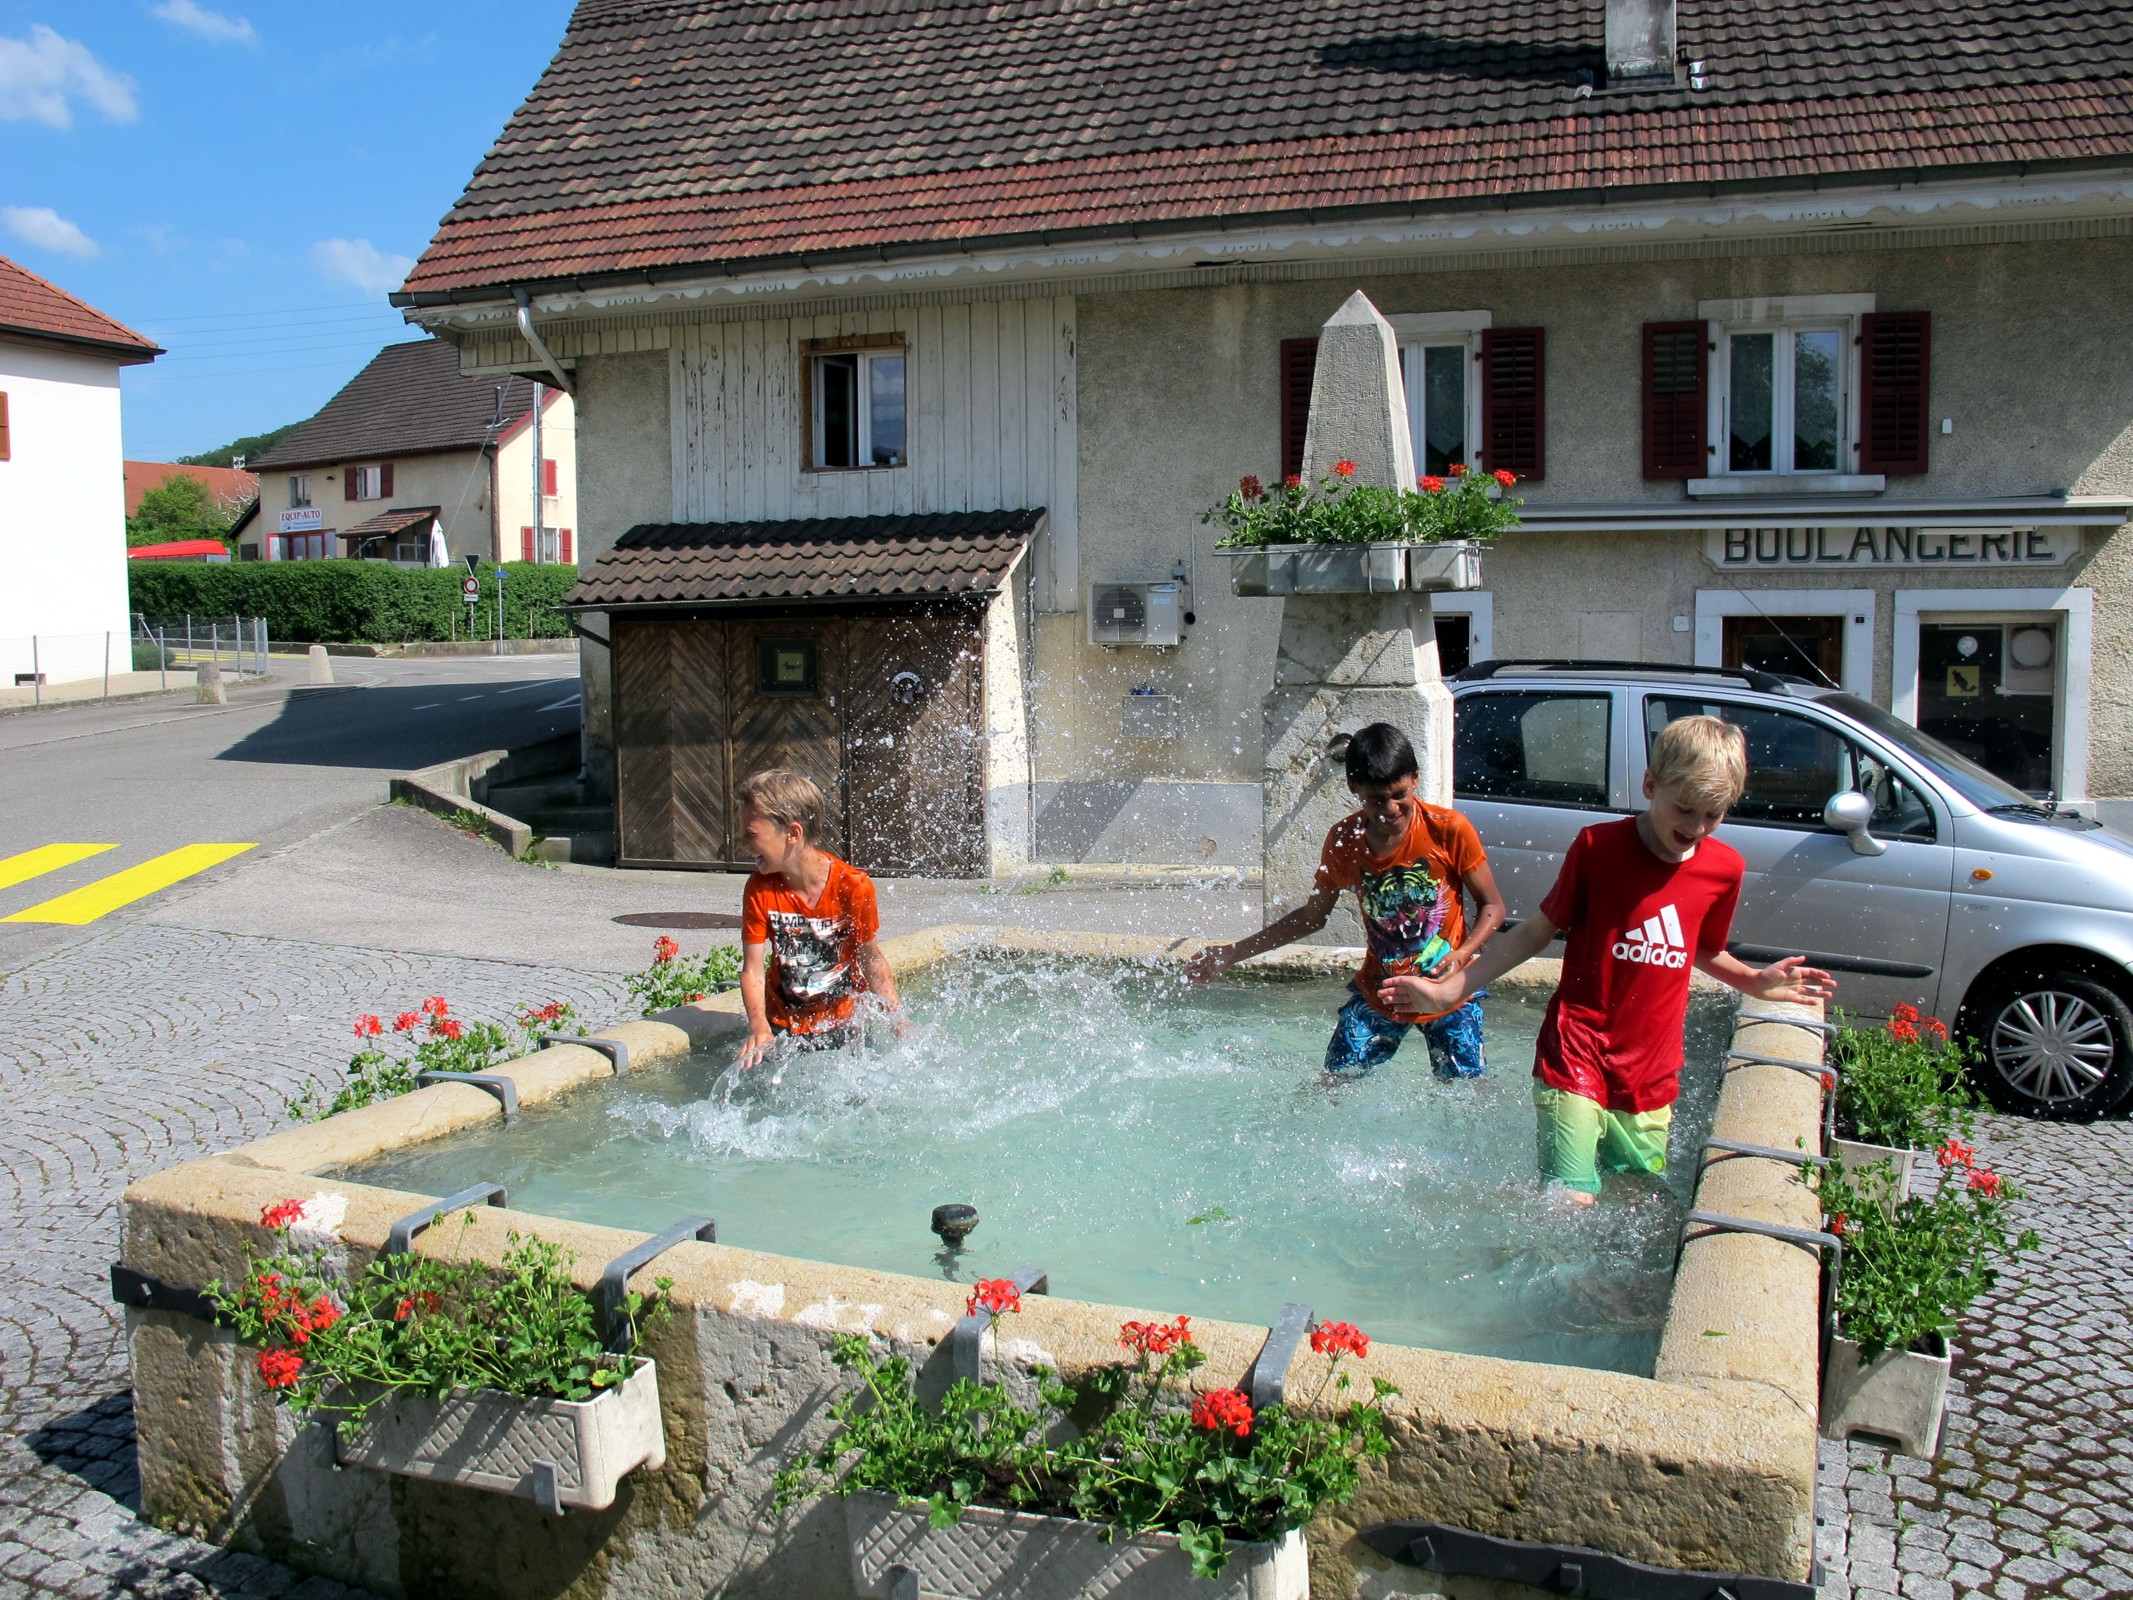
[{"x1": 1532, "y1": 1083, "x2": 1673, "y2": 1196}]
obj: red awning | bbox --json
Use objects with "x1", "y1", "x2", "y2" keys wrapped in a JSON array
[{"x1": 127, "y1": 540, "x2": 231, "y2": 561}]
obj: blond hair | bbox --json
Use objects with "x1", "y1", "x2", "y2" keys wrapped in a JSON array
[
  {"x1": 737, "y1": 768, "x2": 828, "y2": 845},
  {"x1": 1649, "y1": 715, "x2": 1748, "y2": 810}
]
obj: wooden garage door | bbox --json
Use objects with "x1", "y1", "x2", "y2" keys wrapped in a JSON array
[
  {"x1": 845, "y1": 612, "x2": 987, "y2": 876},
  {"x1": 613, "y1": 618, "x2": 729, "y2": 865},
  {"x1": 726, "y1": 619, "x2": 848, "y2": 858}
]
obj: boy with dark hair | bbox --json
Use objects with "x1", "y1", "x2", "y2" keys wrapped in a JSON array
[
  {"x1": 1189, "y1": 722, "x2": 1507, "y2": 1080},
  {"x1": 735, "y1": 768, "x2": 902, "y2": 1067},
  {"x1": 1399, "y1": 715, "x2": 1837, "y2": 1202}
]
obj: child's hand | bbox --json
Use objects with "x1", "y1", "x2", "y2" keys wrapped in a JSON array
[
  {"x1": 1748, "y1": 957, "x2": 1838, "y2": 1005},
  {"x1": 1378, "y1": 971, "x2": 1463, "y2": 1014},
  {"x1": 735, "y1": 1024, "x2": 776, "y2": 1071},
  {"x1": 1183, "y1": 945, "x2": 1232, "y2": 985}
]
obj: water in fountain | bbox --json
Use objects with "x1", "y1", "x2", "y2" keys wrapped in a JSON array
[{"x1": 348, "y1": 958, "x2": 1732, "y2": 1373}]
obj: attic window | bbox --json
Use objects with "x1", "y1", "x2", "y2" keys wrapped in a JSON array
[{"x1": 803, "y1": 334, "x2": 906, "y2": 470}]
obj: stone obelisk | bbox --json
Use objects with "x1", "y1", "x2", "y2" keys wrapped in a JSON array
[{"x1": 1261, "y1": 290, "x2": 1455, "y2": 939}]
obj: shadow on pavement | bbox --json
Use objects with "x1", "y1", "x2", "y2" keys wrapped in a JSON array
[{"x1": 215, "y1": 680, "x2": 581, "y2": 772}]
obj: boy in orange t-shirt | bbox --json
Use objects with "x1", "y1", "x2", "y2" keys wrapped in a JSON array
[
  {"x1": 1189, "y1": 724, "x2": 1507, "y2": 1079},
  {"x1": 735, "y1": 768, "x2": 901, "y2": 1068}
]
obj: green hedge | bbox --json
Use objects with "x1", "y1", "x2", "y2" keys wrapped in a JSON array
[{"x1": 127, "y1": 562, "x2": 581, "y2": 644}]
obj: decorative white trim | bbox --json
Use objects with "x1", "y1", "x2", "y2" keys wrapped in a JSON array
[
  {"x1": 1891, "y1": 586, "x2": 2093, "y2": 802},
  {"x1": 1386, "y1": 310, "x2": 1492, "y2": 338},
  {"x1": 1696, "y1": 294, "x2": 1876, "y2": 322},
  {"x1": 1429, "y1": 589, "x2": 1493, "y2": 664},
  {"x1": 1688, "y1": 474, "x2": 1885, "y2": 498},
  {"x1": 1693, "y1": 588, "x2": 1874, "y2": 695}
]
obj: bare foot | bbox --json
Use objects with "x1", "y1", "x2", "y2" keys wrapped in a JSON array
[{"x1": 1545, "y1": 1185, "x2": 1598, "y2": 1210}]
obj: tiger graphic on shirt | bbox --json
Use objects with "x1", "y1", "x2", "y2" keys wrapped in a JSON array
[{"x1": 1355, "y1": 861, "x2": 1455, "y2": 979}]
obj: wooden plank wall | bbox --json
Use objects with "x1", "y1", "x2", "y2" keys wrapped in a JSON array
[{"x1": 669, "y1": 298, "x2": 1078, "y2": 609}]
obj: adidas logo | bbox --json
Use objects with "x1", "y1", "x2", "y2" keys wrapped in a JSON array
[{"x1": 1613, "y1": 904, "x2": 1690, "y2": 968}]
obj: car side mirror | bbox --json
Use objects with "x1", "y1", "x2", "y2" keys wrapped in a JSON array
[{"x1": 1824, "y1": 790, "x2": 1887, "y2": 856}]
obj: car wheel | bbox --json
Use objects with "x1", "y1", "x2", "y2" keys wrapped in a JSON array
[{"x1": 1966, "y1": 969, "x2": 2133, "y2": 1119}]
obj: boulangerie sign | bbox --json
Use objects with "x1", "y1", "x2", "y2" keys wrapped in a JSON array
[{"x1": 1705, "y1": 527, "x2": 2077, "y2": 570}]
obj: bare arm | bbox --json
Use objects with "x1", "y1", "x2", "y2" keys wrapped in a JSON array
[
  {"x1": 1184, "y1": 882, "x2": 1340, "y2": 983},
  {"x1": 736, "y1": 941, "x2": 773, "y2": 1068},
  {"x1": 1697, "y1": 949, "x2": 1838, "y2": 1005},
  {"x1": 858, "y1": 939, "x2": 903, "y2": 1019},
  {"x1": 1385, "y1": 912, "x2": 1558, "y2": 1015}
]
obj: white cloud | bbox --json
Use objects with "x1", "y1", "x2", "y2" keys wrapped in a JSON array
[
  {"x1": 152, "y1": 1, "x2": 258, "y2": 47},
  {"x1": 311, "y1": 238, "x2": 415, "y2": 296},
  {"x1": 0, "y1": 26, "x2": 137, "y2": 127},
  {"x1": 3, "y1": 205, "x2": 99, "y2": 257}
]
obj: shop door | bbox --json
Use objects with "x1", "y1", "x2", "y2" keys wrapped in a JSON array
[
  {"x1": 1723, "y1": 614, "x2": 1843, "y2": 687},
  {"x1": 726, "y1": 620, "x2": 849, "y2": 856},
  {"x1": 1917, "y1": 621, "x2": 2058, "y2": 796},
  {"x1": 845, "y1": 613, "x2": 987, "y2": 875},
  {"x1": 613, "y1": 618, "x2": 730, "y2": 866}
]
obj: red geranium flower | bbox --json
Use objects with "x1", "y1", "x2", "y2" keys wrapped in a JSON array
[
  {"x1": 1448, "y1": 462, "x2": 1468, "y2": 477},
  {"x1": 430, "y1": 1017, "x2": 465, "y2": 1041},
  {"x1": 966, "y1": 1278, "x2": 1022, "y2": 1318},
  {"x1": 395, "y1": 1291, "x2": 443, "y2": 1322},
  {"x1": 1419, "y1": 475, "x2": 1445, "y2": 493},
  {"x1": 1821, "y1": 1071, "x2": 1837, "y2": 1093},
  {"x1": 1282, "y1": 474, "x2": 1302, "y2": 490},
  {"x1": 422, "y1": 996, "x2": 450, "y2": 1017},
  {"x1": 257, "y1": 1349, "x2": 303, "y2": 1390},
  {"x1": 1922, "y1": 1016, "x2": 1948, "y2": 1039},
  {"x1": 653, "y1": 936, "x2": 680, "y2": 964},
  {"x1": 1309, "y1": 1320, "x2": 1370, "y2": 1359},
  {"x1": 392, "y1": 1011, "x2": 422, "y2": 1033},
  {"x1": 1968, "y1": 1169, "x2": 2002, "y2": 1198},
  {"x1": 1239, "y1": 474, "x2": 1264, "y2": 500},
  {"x1": 1120, "y1": 1316, "x2": 1193, "y2": 1357},
  {"x1": 1492, "y1": 468, "x2": 1517, "y2": 487},
  {"x1": 1937, "y1": 1137, "x2": 1975, "y2": 1170},
  {"x1": 1829, "y1": 1213, "x2": 1846, "y2": 1236},
  {"x1": 521, "y1": 1002, "x2": 567, "y2": 1027},
  {"x1": 1892, "y1": 1002, "x2": 1920, "y2": 1022},
  {"x1": 1889, "y1": 1017, "x2": 1919, "y2": 1043},
  {"x1": 260, "y1": 1199, "x2": 306, "y2": 1231},
  {"x1": 352, "y1": 1014, "x2": 383, "y2": 1039},
  {"x1": 1191, "y1": 1388, "x2": 1254, "y2": 1437},
  {"x1": 1332, "y1": 459, "x2": 1357, "y2": 478}
]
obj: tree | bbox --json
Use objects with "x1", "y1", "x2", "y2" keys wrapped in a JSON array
[
  {"x1": 177, "y1": 421, "x2": 302, "y2": 468},
  {"x1": 127, "y1": 475, "x2": 240, "y2": 547}
]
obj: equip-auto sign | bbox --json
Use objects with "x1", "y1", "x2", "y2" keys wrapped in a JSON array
[
  {"x1": 279, "y1": 507, "x2": 324, "y2": 533},
  {"x1": 1706, "y1": 527, "x2": 2076, "y2": 570}
]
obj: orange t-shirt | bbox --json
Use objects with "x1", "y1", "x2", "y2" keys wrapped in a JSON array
[
  {"x1": 740, "y1": 856, "x2": 882, "y2": 1035},
  {"x1": 1315, "y1": 803, "x2": 1488, "y2": 1025}
]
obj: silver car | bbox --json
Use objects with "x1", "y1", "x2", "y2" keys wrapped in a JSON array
[{"x1": 1448, "y1": 660, "x2": 2133, "y2": 1120}]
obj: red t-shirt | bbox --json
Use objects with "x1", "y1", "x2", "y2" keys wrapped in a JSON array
[
  {"x1": 1534, "y1": 817, "x2": 1743, "y2": 1112},
  {"x1": 740, "y1": 856, "x2": 881, "y2": 1035},
  {"x1": 1315, "y1": 803, "x2": 1489, "y2": 1025}
]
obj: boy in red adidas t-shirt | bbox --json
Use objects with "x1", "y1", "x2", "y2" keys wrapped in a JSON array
[
  {"x1": 735, "y1": 768, "x2": 901, "y2": 1068},
  {"x1": 1402, "y1": 716, "x2": 1835, "y2": 1202}
]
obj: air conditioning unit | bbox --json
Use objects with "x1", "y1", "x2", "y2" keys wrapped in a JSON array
[{"x1": 1088, "y1": 581, "x2": 1183, "y2": 647}]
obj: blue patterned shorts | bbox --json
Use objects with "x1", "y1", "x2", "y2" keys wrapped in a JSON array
[{"x1": 1323, "y1": 983, "x2": 1488, "y2": 1080}]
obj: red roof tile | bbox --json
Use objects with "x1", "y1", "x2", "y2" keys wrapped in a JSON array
[
  {"x1": 400, "y1": 1, "x2": 2133, "y2": 301},
  {"x1": 0, "y1": 254, "x2": 160, "y2": 361},
  {"x1": 124, "y1": 462, "x2": 259, "y2": 517}
]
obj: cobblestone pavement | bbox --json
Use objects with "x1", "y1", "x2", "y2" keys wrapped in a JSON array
[
  {"x1": 1812, "y1": 1113, "x2": 2133, "y2": 1600},
  {"x1": 1, "y1": 919, "x2": 2127, "y2": 1598},
  {"x1": 0, "y1": 923, "x2": 628, "y2": 1598}
]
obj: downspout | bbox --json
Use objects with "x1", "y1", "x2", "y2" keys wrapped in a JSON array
[{"x1": 512, "y1": 288, "x2": 576, "y2": 396}]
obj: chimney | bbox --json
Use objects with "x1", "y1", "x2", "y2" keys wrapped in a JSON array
[{"x1": 1605, "y1": 0, "x2": 1676, "y2": 83}]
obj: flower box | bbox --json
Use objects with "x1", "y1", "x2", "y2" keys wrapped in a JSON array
[
  {"x1": 844, "y1": 1489, "x2": 1309, "y2": 1600},
  {"x1": 1820, "y1": 1333, "x2": 1949, "y2": 1459},
  {"x1": 332, "y1": 1358, "x2": 665, "y2": 1512},
  {"x1": 1830, "y1": 1138, "x2": 1915, "y2": 1217},
  {"x1": 1216, "y1": 541, "x2": 1481, "y2": 597}
]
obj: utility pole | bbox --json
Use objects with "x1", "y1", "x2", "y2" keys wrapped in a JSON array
[{"x1": 529, "y1": 379, "x2": 544, "y2": 565}]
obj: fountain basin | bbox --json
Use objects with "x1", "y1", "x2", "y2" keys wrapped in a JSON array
[{"x1": 120, "y1": 926, "x2": 1826, "y2": 1599}]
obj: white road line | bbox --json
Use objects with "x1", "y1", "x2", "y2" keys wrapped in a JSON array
[
  {"x1": 412, "y1": 703, "x2": 442, "y2": 710},
  {"x1": 493, "y1": 681, "x2": 565, "y2": 695},
  {"x1": 537, "y1": 694, "x2": 582, "y2": 712},
  {"x1": 457, "y1": 695, "x2": 485, "y2": 702}
]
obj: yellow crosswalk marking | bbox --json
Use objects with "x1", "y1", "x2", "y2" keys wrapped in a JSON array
[
  {"x1": 0, "y1": 843, "x2": 117, "y2": 892},
  {"x1": 3, "y1": 843, "x2": 257, "y2": 925}
]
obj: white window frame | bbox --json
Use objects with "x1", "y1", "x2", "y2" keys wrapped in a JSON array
[
  {"x1": 1892, "y1": 586, "x2": 2093, "y2": 803},
  {"x1": 1692, "y1": 587, "x2": 1875, "y2": 695},
  {"x1": 1429, "y1": 590, "x2": 1493, "y2": 668},
  {"x1": 809, "y1": 348, "x2": 907, "y2": 471},
  {"x1": 1697, "y1": 294, "x2": 1875, "y2": 485},
  {"x1": 1390, "y1": 310, "x2": 1488, "y2": 479},
  {"x1": 351, "y1": 464, "x2": 384, "y2": 501},
  {"x1": 288, "y1": 475, "x2": 312, "y2": 508}
]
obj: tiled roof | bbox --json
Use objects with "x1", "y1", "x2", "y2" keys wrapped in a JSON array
[
  {"x1": 401, "y1": 0, "x2": 2133, "y2": 300},
  {"x1": 124, "y1": 462, "x2": 258, "y2": 516},
  {"x1": 566, "y1": 509, "x2": 1044, "y2": 606},
  {"x1": 341, "y1": 505, "x2": 442, "y2": 542},
  {"x1": 250, "y1": 339, "x2": 539, "y2": 469},
  {"x1": 0, "y1": 254, "x2": 160, "y2": 360}
]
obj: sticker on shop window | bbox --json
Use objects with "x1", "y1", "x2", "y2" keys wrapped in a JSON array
[{"x1": 1946, "y1": 664, "x2": 1981, "y2": 697}]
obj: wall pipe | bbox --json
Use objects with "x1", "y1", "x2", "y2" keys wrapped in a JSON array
[{"x1": 512, "y1": 288, "x2": 576, "y2": 396}]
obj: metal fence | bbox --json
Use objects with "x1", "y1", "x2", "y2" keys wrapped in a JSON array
[
  {"x1": 0, "y1": 617, "x2": 272, "y2": 707},
  {"x1": 131, "y1": 615, "x2": 271, "y2": 687}
]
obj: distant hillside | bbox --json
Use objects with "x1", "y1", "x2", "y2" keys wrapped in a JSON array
[{"x1": 178, "y1": 421, "x2": 303, "y2": 469}]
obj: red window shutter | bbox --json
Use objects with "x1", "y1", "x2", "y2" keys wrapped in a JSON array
[
  {"x1": 344, "y1": 469, "x2": 358, "y2": 501},
  {"x1": 541, "y1": 458, "x2": 558, "y2": 497},
  {"x1": 0, "y1": 392, "x2": 10, "y2": 461},
  {"x1": 1279, "y1": 337, "x2": 1318, "y2": 482},
  {"x1": 559, "y1": 528, "x2": 573, "y2": 565},
  {"x1": 379, "y1": 463, "x2": 394, "y2": 497},
  {"x1": 1642, "y1": 321, "x2": 1707, "y2": 479},
  {"x1": 1481, "y1": 327, "x2": 1546, "y2": 480},
  {"x1": 521, "y1": 526, "x2": 535, "y2": 562},
  {"x1": 1859, "y1": 312, "x2": 1930, "y2": 475}
]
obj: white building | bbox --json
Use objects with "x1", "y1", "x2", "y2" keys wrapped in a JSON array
[{"x1": 0, "y1": 254, "x2": 161, "y2": 687}]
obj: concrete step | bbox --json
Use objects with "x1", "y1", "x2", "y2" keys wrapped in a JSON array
[
  {"x1": 483, "y1": 777, "x2": 584, "y2": 813},
  {"x1": 530, "y1": 832, "x2": 615, "y2": 865},
  {"x1": 523, "y1": 804, "x2": 615, "y2": 834}
]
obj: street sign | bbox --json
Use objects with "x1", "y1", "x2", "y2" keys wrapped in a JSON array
[
  {"x1": 462, "y1": 576, "x2": 481, "y2": 601},
  {"x1": 464, "y1": 553, "x2": 480, "y2": 576},
  {"x1": 495, "y1": 565, "x2": 508, "y2": 584}
]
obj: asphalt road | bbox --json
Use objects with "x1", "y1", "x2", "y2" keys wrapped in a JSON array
[{"x1": 0, "y1": 653, "x2": 583, "y2": 972}]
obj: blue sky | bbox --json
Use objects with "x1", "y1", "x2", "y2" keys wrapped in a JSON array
[{"x1": 1, "y1": 1, "x2": 577, "y2": 459}]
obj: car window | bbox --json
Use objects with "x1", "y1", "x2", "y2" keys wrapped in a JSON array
[
  {"x1": 1645, "y1": 696, "x2": 1936, "y2": 840},
  {"x1": 1455, "y1": 691, "x2": 1612, "y2": 807}
]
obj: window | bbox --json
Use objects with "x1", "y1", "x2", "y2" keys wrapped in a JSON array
[
  {"x1": 521, "y1": 526, "x2": 575, "y2": 564},
  {"x1": 1723, "y1": 327, "x2": 1845, "y2": 473},
  {"x1": 288, "y1": 475, "x2": 312, "y2": 508},
  {"x1": 1454, "y1": 691, "x2": 1612, "y2": 807},
  {"x1": 805, "y1": 336, "x2": 906, "y2": 469},
  {"x1": 273, "y1": 532, "x2": 328, "y2": 561},
  {"x1": 0, "y1": 391, "x2": 10, "y2": 461},
  {"x1": 758, "y1": 637, "x2": 819, "y2": 694},
  {"x1": 1400, "y1": 344, "x2": 1473, "y2": 476},
  {"x1": 1644, "y1": 696, "x2": 1935, "y2": 840},
  {"x1": 346, "y1": 464, "x2": 390, "y2": 501}
]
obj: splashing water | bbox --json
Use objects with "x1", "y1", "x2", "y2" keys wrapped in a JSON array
[{"x1": 347, "y1": 959, "x2": 1732, "y2": 1373}]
